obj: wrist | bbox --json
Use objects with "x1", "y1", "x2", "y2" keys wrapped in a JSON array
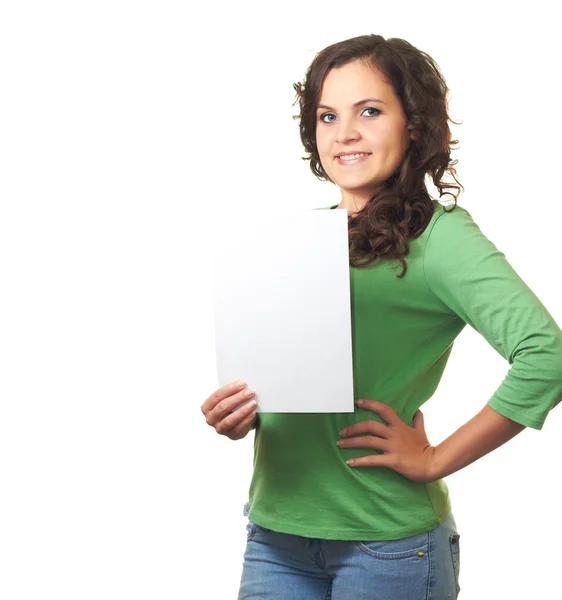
[{"x1": 429, "y1": 444, "x2": 447, "y2": 481}]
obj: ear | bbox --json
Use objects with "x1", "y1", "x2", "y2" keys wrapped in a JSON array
[{"x1": 406, "y1": 122, "x2": 419, "y2": 142}]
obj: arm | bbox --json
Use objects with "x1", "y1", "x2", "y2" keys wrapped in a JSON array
[
  {"x1": 343, "y1": 206, "x2": 562, "y2": 480},
  {"x1": 424, "y1": 206, "x2": 562, "y2": 432},
  {"x1": 341, "y1": 399, "x2": 527, "y2": 482},
  {"x1": 432, "y1": 404, "x2": 526, "y2": 480}
]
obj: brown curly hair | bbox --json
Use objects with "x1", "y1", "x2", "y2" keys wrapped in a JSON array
[{"x1": 292, "y1": 34, "x2": 463, "y2": 278}]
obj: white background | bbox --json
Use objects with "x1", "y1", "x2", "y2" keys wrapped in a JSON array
[{"x1": 1, "y1": 1, "x2": 560, "y2": 598}]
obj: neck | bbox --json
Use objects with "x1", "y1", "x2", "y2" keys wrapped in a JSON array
[{"x1": 337, "y1": 194, "x2": 369, "y2": 215}]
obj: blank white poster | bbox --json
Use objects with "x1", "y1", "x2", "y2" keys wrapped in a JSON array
[{"x1": 212, "y1": 207, "x2": 354, "y2": 413}]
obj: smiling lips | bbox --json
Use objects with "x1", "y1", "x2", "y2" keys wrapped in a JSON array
[{"x1": 336, "y1": 152, "x2": 372, "y2": 165}]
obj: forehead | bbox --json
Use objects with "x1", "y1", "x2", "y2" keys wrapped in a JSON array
[{"x1": 318, "y1": 60, "x2": 396, "y2": 106}]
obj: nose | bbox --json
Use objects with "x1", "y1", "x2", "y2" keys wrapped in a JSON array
[{"x1": 334, "y1": 115, "x2": 360, "y2": 144}]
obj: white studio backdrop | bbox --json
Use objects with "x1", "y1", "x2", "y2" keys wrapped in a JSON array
[{"x1": 1, "y1": 1, "x2": 560, "y2": 598}]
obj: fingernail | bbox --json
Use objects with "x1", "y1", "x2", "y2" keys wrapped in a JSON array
[
  {"x1": 356, "y1": 400, "x2": 363, "y2": 406},
  {"x1": 235, "y1": 380, "x2": 246, "y2": 388}
]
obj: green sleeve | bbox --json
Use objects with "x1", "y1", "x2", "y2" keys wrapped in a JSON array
[{"x1": 424, "y1": 205, "x2": 562, "y2": 430}]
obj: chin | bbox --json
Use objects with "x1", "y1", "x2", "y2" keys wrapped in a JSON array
[{"x1": 337, "y1": 179, "x2": 380, "y2": 190}]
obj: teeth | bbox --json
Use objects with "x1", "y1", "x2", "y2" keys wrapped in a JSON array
[{"x1": 338, "y1": 153, "x2": 369, "y2": 160}]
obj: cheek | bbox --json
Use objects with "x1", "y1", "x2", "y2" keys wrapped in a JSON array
[
  {"x1": 379, "y1": 131, "x2": 408, "y2": 160},
  {"x1": 316, "y1": 132, "x2": 333, "y2": 166},
  {"x1": 315, "y1": 127, "x2": 329, "y2": 153}
]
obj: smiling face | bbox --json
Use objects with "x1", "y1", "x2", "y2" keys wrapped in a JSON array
[{"x1": 315, "y1": 59, "x2": 414, "y2": 211}]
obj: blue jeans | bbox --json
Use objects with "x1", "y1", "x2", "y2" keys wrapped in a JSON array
[{"x1": 238, "y1": 511, "x2": 461, "y2": 599}]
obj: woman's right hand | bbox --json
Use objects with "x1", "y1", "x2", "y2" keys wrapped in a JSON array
[{"x1": 200, "y1": 380, "x2": 258, "y2": 440}]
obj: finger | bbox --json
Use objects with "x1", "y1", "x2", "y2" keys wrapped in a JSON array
[
  {"x1": 216, "y1": 398, "x2": 258, "y2": 435},
  {"x1": 413, "y1": 410, "x2": 425, "y2": 430},
  {"x1": 205, "y1": 387, "x2": 255, "y2": 426},
  {"x1": 356, "y1": 400, "x2": 400, "y2": 426},
  {"x1": 228, "y1": 410, "x2": 258, "y2": 440},
  {"x1": 338, "y1": 434, "x2": 390, "y2": 452},
  {"x1": 200, "y1": 380, "x2": 246, "y2": 415},
  {"x1": 340, "y1": 420, "x2": 390, "y2": 439},
  {"x1": 347, "y1": 453, "x2": 393, "y2": 468}
]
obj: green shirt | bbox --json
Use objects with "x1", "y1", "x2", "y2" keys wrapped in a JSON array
[{"x1": 245, "y1": 200, "x2": 562, "y2": 540}]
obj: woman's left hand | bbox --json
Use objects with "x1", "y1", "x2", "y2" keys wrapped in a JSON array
[{"x1": 337, "y1": 400, "x2": 439, "y2": 484}]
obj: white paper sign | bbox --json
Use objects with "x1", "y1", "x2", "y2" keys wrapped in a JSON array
[{"x1": 211, "y1": 207, "x2": 354, "y2": 413}]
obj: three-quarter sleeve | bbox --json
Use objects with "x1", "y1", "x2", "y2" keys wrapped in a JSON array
[{"x1": 423, "y1": 205, "x2": 562, "y2": 430}]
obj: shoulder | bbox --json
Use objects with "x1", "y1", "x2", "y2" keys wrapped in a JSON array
[
  {"x1": 424, "y1": 201, "x2": 505, "y2": 275},
  {"x1": 425, "y1": 201, "x2": 484, "y2": 249},
  {"x1": 429, "y1": 200, "x2": 473, "y2": 228}
]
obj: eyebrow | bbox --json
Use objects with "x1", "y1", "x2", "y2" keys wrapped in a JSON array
[{"x1": 316, "y1": 97, "x2": 386, "y2": 111}]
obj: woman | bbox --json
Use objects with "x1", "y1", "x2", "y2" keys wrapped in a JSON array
[{"x1": 200, "y1": 34, "x2": 562, "y2": 599}]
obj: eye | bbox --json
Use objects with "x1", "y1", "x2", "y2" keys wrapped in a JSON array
[{"x1": 318, "y1": 107, "x2": 381, "y2": 123}]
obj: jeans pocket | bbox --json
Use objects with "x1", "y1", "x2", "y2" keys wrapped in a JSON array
[
  {"x1": 246, "y1": 520, "x2": 259, "y2": 541},
  {"x1": 354, "y1": 530, "x2": 429, "y2": 560},
  {"x1": 449, "y1": 533, "x2": 461, "y2": 595}
]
